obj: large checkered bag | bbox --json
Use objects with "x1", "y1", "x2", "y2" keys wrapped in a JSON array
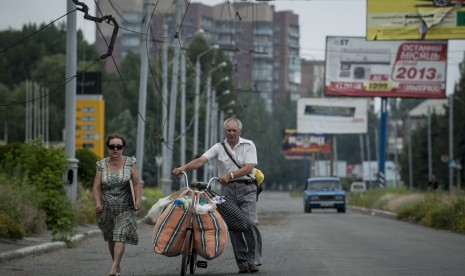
[{"x1": 206, "y1": 189, "x2": 248, "y2": 232}]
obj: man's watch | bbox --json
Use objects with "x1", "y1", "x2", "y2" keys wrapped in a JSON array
[{"x1": 230, "y1": 172, "x2": 234, "y2": 179}]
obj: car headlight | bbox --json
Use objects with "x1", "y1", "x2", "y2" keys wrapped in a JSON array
[
  {"x1": 335, "y1": 195, "x2": 344, "y2": 201},
  {"x1": 310, "y1": 196, "x2": 318, "y2": 200}
]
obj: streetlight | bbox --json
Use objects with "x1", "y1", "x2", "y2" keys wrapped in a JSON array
[
  {"x1": 210, "y1": 79, "x2": 229, "y2": 156},
  {"x1": 203, "y1": 61, "x2": 227, "y2": 181},
  {"x1": 192, "y1": 45, "x2": 219, "y2": 181}
]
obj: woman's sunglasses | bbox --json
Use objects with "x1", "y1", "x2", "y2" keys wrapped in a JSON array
[{"x1": 108, "y1": 144, "x2": 124, "y2": 151}]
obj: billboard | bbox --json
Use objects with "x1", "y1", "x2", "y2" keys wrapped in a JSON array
[
  {"x1": 76, "y1": 95, "x2": 105, "y2": 159},
  {"x1": 367, "y1": 0, "x2": 465, "y2": 40},
  {"x1": 297, "y1": 98, "x2": 368, "y2": 134},
  {"x1": 77, "y1": 72, "x2": 102, "y2": 95},
  {"x1": 325, "y1": 37, "x2": 447, "y2": 98},
  {"x1": 282, "y1": 129, "x2": 331, "y2": 159}
]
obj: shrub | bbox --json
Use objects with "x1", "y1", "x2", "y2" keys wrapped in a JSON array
[
  {"x1": 0, "y1": 174, "x2": 47, "y2": 236},
  {"x1": 0, "y1": 139, "x2": 76, "y2": 238},
  {"x1": 76, "y1": 184, "x2": 97, "y2": 224},
  {"x1": 0, "y1": 213, "x2": 25, "y2": 240},
  {"x1": 76, "y1": 148, "x2": 99, "y2": 189}
]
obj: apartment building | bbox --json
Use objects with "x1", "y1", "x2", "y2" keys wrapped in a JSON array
[{"x1": 95, "y1": 0, "x2": 301, "y2": 111}]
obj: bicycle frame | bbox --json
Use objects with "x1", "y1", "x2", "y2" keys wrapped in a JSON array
[{"x1": 180, "y1": 172, "x2": 218, "y2": 276}]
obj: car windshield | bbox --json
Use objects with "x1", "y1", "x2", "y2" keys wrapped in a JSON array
[{"x1": 307, "y1": 181, "x2": 340, "y2": 191}]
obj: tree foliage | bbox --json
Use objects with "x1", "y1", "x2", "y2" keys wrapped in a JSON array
[
  {"x1": 0, "y1": 22, "x2": 98, "y2": 142},
  {"x1": 398, "y1": 53, "x2": 465, "y2": 190}
]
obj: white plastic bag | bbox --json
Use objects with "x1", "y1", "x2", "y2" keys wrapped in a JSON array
[
  {"x1": 142, "y1": 196, "x2": 172, "y2": 225},
  {"x1": 195, "y1": 203, "x2": 217, "y2": 214}
]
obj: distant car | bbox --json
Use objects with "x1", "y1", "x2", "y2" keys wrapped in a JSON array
[
  {"x1": 433, "y1": 0, "x2": 451, "y2": 7},
  {"x1": 303, "y1": 177, "x2": 346, "y2": 213},
  {"x1": 350, "y1": 182, "x2": 367, "y2": 193}
]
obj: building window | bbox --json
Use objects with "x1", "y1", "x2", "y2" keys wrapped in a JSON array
[
  {"x1": 82, "y1": 107, "x2": 95, "y2": 113},
  {"x1": 83, "y1": 143, "x2": 94, "y2": 149},
  {"x1": 83, "y1": 134, "x2": 95, "y2": 140},
  {"x1": 83, "y1": 116, "x2": 94, "y2": 122}
]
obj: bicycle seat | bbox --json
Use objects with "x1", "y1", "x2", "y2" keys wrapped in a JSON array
[{"x1": 191, "y1": 182, "x2": 208, "y2": 190}]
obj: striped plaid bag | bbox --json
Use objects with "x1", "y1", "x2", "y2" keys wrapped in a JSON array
[
  {"x1": 192, "y1": 192, "x2": 227, "y2": 260},
  {"x1": 152, "y1": 196, "x2": 191, "y2": 256}
]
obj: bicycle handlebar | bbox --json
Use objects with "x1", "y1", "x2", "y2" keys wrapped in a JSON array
[{"x1": 180, "y1": 171, "x2": 219, "y2": 190}]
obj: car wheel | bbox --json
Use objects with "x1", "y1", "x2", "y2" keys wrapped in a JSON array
[
  {"x1": 337, "y1": 206, "x2": 346, "y2": 213},
  {"x1": 304, "y1": 206, "x2": 312, "y2": 213}
]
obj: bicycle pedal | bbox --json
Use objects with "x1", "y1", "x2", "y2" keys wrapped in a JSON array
[{"x1": 196, "y1": 261, "x2": 208, "y2": 268}]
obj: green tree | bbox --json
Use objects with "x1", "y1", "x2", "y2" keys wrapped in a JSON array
[{"x1": 0, "y1": 22, "x2": 98, "y2": 143}]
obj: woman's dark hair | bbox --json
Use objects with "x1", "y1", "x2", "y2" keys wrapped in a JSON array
[{"x1": 105, "y1": 133, "x2": 126, "y2": 147}]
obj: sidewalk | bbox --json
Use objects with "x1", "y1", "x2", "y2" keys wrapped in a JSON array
[{"x1": 0, "y1": 224, "x2": 101, "y2": 263}]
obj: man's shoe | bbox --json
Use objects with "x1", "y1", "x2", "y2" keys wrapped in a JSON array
[
  {"x1": 238, "y1": 267, "x2": 249, "y2": 273},
  {"x1": 248, "y1": 263, "x2": 260, "y2": 273}
]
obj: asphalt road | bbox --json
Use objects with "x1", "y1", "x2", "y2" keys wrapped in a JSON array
[{"x1": 1, "y1": 191, "x2": 465, "y2": 276}]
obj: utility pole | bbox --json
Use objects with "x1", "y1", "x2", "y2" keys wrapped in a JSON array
[
  {"x1": 449, "y1": 94, "x2": 454, "y2": 192},
  {"x1": 192, "y1": 45, "x2": 219, "y2": 182},
  {"x1": 179, "y1": 51, "x2": 186, "y2": 188},
  {"x1": 427, "y1": 106, "x2": 432, "y2": 182},
  {"x1": 407, "y1": 111, "x2": 413, "y2": 190},
  {"x1": 366, "y1": 133, "x2": 372, "y2": 188},
  {"x1": 359, "y1": 134, "x2": 364, "y2": 180},
  {"x1": 136, "y1": 0, "x2": 150, "y2": 184},
  {"x1": 160, "y1": 24, "x2": 170, "y2": 195},
  {"x1": 202, "y1": 62, "x2": 226, "y2": 181},
  {"x1": 64, "y1": 0, "x2": 78, "y2": 207},
  {"x1": 162, "y1": 0, "x2": 183, "y2": 196},
  {"x1": 377, "y1": 97, "x2": 388, "y2": 188},
  {"x1": 180, "y1": 53, "x2": 186, "y2": 167}
]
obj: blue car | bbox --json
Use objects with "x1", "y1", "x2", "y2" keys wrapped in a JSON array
[{"x1": 304, "y1": 177, "x2": 346, "y2": 213}]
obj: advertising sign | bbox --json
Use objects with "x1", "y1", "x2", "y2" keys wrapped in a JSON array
[
  {"x1": 297, "y1": 98, "x2": 368, "y2": 134},
  {"x1": 367, "y1": 0, "x2": 465, "y2": 40},
  {"x1": 282, "y1": 129, "x2": 331, "y2": 159},
  {"x1": 325, "y1": 37, "x2": 447, "y2": 98},
  {"x1": 77, "y1": 72, "x2": 102, "y2": 95}
]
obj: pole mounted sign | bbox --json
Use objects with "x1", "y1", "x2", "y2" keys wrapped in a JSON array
[{"x1": 325, "y1": 37, "x2": 448, "y2": 99}]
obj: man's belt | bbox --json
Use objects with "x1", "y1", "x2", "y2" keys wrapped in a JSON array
[{"x1": 228, "y1": 179, "x2": 256, "y2": 185}]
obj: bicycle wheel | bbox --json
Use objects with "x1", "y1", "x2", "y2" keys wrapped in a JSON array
[
  {"x1": 189, "y1": 248, "x2": 197, "y2": 274},
  {"x1": 181, "y1": 229, "x2": 192, "y2": 276}
]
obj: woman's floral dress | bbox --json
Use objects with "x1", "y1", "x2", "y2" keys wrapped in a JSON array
[{"x1": 95, "y1": 156, "x2": 138, "y2": 245}]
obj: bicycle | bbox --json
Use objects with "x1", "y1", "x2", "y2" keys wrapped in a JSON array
[{"x1": 179, "y1": 171, "x2": 219, "y2": 276}]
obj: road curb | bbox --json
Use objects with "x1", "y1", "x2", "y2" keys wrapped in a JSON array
[
  {"x1": 0, "y1": 230, "x2": 101, "y2": 263},
  {"x1": 348, "y1": 206, "x2": 397, "y2": 219}
]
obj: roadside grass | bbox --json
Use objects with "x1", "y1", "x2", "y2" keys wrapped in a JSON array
[
  {"x1": 140, "y1": 187, "x2": 164, "y2": 216},
  {"x1": 349, "y1": 188, "x2": 465, "y2": 234},
  {"x1": 395, "y1": 191, "x2": 465, "y2": 234},
  {"x1": 77, "y1": 185, "x2": 164, "y2": 221},
  {"x1": 0, "y1": 174, "x2": 47, "y2": 239}
]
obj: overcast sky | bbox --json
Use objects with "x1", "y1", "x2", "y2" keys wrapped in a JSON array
[{"x1": 0, "y1": 0, "x2": 464, "y2": 95}]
